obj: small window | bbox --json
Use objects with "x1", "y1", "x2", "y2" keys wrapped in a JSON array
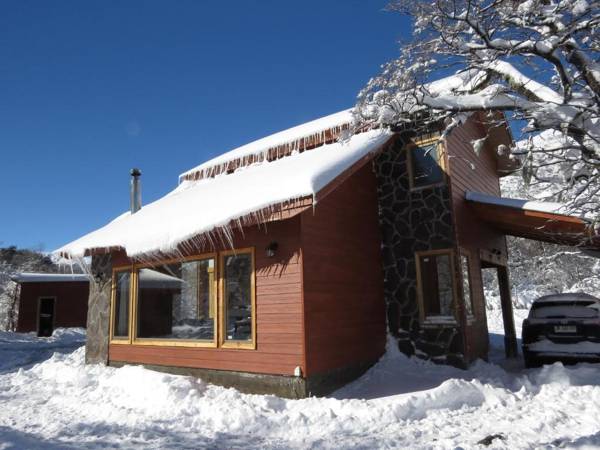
[
  {"x1": 221, "y1": 250, "x2": 255, "y2": 345},
  {"x1": 135, "y1": 257, "x2": 217, "y2": 342},
  {"x1": 408, "y1": 140, "x2": 445, "y2": 189},
  {"x1": 417, "y1": 250, "x2": 456, "y2": 321},
  {"x1": 460, "y1": 254, "x2": 474, "y2": 317},
  {"x1": 112, "y1": 271, "x2": 131, "y2": 340}
]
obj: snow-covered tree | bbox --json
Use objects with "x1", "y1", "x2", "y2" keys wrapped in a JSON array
[
  {"x1": 0, "y1": 247, "x2": 63, "y2": 331},
  {"x1": 357, "y1": 0, "x2": 600, "y2": 216}
]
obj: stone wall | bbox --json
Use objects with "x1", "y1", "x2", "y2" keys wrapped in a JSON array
[
  {"x1": 374, "y1": 137, "x2": 465, "y2": 365},
  {"x1": 85, "y1": 254, "x2": 112, "y2": 364}
]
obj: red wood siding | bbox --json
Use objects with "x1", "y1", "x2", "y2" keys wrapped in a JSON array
[
  {"x1": 301, "y1": 163, "x2": 386, "y2": 376},
  {"x1": 16, "y1": 281, "x2": 89, "y2": 332},
  {"x1": 446, "y1": 113, "x2": 511, "y2": 361},
  {"x1": 109, "y1": 217, "x2": 306, "y2": 376}
]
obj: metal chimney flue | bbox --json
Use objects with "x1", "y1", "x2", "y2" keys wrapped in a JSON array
[{"x1": 130, "y1": 168, "x2": 142, "y2": 214}]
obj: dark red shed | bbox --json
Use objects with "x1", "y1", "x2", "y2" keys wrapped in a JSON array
[{"x1": 11, "y1": 273, "x2": 89, "y2": 337}]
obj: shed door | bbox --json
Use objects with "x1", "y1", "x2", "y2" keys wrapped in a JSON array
[{"x1": 38, "y1": 297, "x2": 55, "y2": 337}]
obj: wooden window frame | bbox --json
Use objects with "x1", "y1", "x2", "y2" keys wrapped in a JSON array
[
  {"x1": 109, "y1": 265, "x2": 134, "y2": 345},
  {"x1": 130, "y1": 253, "x2": 219, "y2": 348},
  {"x1": 219, "y1": 247, "x2": 257, "y2": 350},
  {"x1": 459, "y1": 249, "x2": 476, "y2": 321},
  {"x1": 415, "y1": 249, "x2": 458, "y2": 325},
  {"x1": 406, "y1": 134, "x2": 448, "y2": 191},
  {"x1": 109, "y1": 248, "x2": 257, "y2": 350},
  {"x1": 203, "y1": 263, "x2": 216, "y2": 320}
]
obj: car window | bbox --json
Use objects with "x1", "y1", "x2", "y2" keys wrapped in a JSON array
[{"x1": 530, "y1": 301, "x2": 600, "y2": 319}]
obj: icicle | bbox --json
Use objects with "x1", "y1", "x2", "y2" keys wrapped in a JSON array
[{"x1": 179, "y1": 120, "x2": 352, "y2": 183}]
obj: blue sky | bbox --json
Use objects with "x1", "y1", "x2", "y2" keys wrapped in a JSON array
[{"x1": 0, "y1": 0, "x2": 407, "y2": 251}]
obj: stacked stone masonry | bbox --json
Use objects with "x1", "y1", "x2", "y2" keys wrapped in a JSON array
[{"x1": 373, "y1": 137, "x2": 465, "y2": 366}]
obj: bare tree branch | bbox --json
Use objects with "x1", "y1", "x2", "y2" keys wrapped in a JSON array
[{"x1": 357, "y1": 0, "x2": 600, "y2": 218}]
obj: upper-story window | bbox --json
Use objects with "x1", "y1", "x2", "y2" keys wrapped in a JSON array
[{"x1": 407, "y1": 137, "x2": 446, "y2": 190}]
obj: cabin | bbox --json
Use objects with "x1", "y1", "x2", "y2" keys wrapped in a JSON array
[
  {"x1": 11, "y1": 273, "x2": 89, "y2": 337},
  {"x1": 57, "y1": 104, "x2": 600, "y2": 398}
]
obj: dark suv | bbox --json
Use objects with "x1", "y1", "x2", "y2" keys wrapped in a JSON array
[{"x1": 522, "y1": 293, "x2": 600, "y2": 368}]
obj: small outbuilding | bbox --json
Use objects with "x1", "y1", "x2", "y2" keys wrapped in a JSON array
[{"x1": 11, "y1": 273, "x2": 89, "y2": 337}]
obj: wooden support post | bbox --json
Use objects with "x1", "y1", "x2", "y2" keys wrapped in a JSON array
[{"x1": 497, "y1": 266, "x2": 518, "y2": 358}]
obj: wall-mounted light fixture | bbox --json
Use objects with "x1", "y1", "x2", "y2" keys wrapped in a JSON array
[{"x1": 265, "y1": 241, "x2": 279, "y2": 258}]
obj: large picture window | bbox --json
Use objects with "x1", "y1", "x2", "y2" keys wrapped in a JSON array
[
  {"x1": 135, "y1": 257, "x2": 217, "y2": 344},
  {"x1": 111, "y1": 270, "x2": 131, "y2": 341},
  {"x1": 416, "y1": 250, "x2": 457, "y2": 322},
  {"x1": 407, "y1": 138, "x2": 445, "y2": 190},
  {"x1": 220, "y1": 249, "x2": 255, "y2": 348},
  {"x1": 109, "y1": 248, "x2": 255, "y2": 349}
]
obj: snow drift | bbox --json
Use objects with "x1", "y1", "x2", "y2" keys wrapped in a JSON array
[{"x1": 2, "y1": 325, "x2": 600, "y2": 449}]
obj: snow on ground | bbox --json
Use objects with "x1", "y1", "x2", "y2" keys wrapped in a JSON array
[
  {"x1": 2, "y1": 322, "x2": 600, "y2": 449},
  {"x1": 486, "y1": 308, "x2": 529, "y2": 367},
  {"x1": 0, "y1": 328, "x2": 85, "y2": 374}
]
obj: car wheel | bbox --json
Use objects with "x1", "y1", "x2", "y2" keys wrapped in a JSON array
[{"x1": 523, "y1": 350, "x2": 541, "y2": 368}]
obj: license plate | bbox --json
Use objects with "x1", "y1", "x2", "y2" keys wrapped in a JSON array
[{"x1": 554, "y1": 325, "x2": 577, "y2": 333}]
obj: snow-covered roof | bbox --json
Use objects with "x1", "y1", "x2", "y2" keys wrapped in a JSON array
[
  {"x1": 465, "y1": 191, "x2": 566, "y2": 215},
  {"x1": 11, "y1": 270, "x2": 185, "y2": 286},
  {"x1": 56, "y1": 129, "x2": 392, "y2": 258},
  {"x1": 466, "y1": 190, "x2": 600, "y2": 249},
  {"x1": 179, "y1": 73, "x2": 489, "y2": 183},
  {"x1": 138, "y1": 269, "x2": 182, "y2": 288},
  {"x1": 179, "y1": 109, "x2": 354, "y2": 182},
  {"x1": 533, "y1": 293, "x2": 600, "y2": 304},
  {"x1": 11, "y1": 273, "x2": 89, "y2": 283}
]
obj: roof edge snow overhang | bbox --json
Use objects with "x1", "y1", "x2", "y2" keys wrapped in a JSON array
[
  {"x1": 11, "y1": 272, "x2": 89, "y2": 283},
  {"x1": 180, "y1": 104, "x2": 520, "y2": 184},
  {"x1": 57, "y1": 131, "x2": 396, "y2": 260},
  {"x1": 465, "y1": 191, "x2": 600, "y2": 250},
  {"x1": 179, "y1": 110, "x2": 355, "y2": 183},
  {"x1": 67, "y1": 196, "x2": 316, "y2": 258}
]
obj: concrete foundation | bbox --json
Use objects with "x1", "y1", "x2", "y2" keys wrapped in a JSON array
[{"x1": 109, "y1": 359, "x2": 378, "y2": 399}]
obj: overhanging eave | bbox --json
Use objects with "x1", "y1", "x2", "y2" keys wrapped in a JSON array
[{"x1": 465, "y1": 191, "x2": 600, "y2": 250}]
